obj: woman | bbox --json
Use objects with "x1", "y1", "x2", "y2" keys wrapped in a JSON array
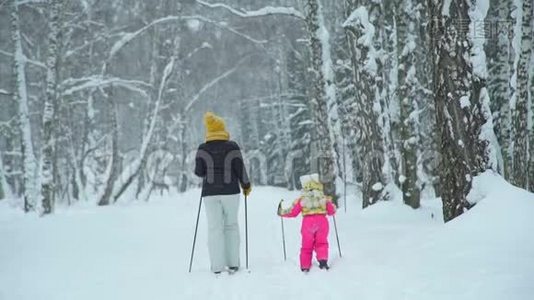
[{"x1": 194, "y1": 112, "x2": 251, "y2": 274}]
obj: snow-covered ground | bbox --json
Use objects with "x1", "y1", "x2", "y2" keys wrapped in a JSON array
[{"x1": 1, "y1": 172, "x2": 533, "y2": 300}]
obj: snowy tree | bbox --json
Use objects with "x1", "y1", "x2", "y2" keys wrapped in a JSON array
[
  {"x1": 330, "y1": 1, "x2": 363, "y2": 190},
  {"x1": 486, "y1": 0, "x2": 513, "y2": 178},
  {"x1": 469, "y1": 0, "x2": 500, "y2": 172},
  {"x1": 410, "y1": 0, "x2": 440, "y2": 198},
  {"x1": 259, "y1": 99, "x2": 285, "y2": 186},
  {"x1": 396, "y1": 0, "x2": 423, "y2": 208},
  {"x1": 10, "y1": 0, "x2": 39, "y2": 212},
  {"x1": 0, "y1": 110, "x2": 21, "y2": 200},
  {"x1": 40, "y1": 0, "x2": 63, "y2": 214},
  {"x1": 286, "y1": 46, "x2": 313, "y2": 189},
  {"x1": 373, "y1": 1, "x2": 400, "y2": 191},
  {"x1": 112, "y1": 58, "x2": 174, "y2": 202},
  {"x1": 272, "y1": 32, "x2": 293, "y2": 187},
  {"x1": 0, "y1": 154, "x2": 11, "y2": 200},
  {"x1": 303, "y1": 0, "x2": 339, "y2": 197},
  {"x1": 343, "y1": 3, "x2": 388, "y2": 208},
  {"x1": 528, "y1": 71, "x2": 534, "y2": 192},
  {"x1": 513, "y1": 0, "x2": 533, "y2": 190},
  {"x1": 430, "y1": 0, "x2": 491, "y2": 222},
  {"x1": 98, "y1": 98, "x2": 120, "y2": 206}
]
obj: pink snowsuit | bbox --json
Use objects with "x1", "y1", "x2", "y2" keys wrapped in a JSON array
[{"x1": 281, "y1": 198, "x2": 336, "y2": 269}]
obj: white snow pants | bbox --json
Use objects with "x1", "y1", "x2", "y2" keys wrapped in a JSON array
[{"x1": 204, "y1": 193, "x2": 240, "y2": 273}]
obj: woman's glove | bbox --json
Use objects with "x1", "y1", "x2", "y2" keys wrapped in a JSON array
[{"x1": 277, "y1": 200, "x2": 283, "y2": 216}]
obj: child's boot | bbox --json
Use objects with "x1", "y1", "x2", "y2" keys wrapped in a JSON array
[{"x1": 318, "y1": 260, "x2": 330, "y2": 270}]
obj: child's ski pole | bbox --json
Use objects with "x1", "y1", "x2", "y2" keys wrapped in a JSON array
[
  {"x1": 245, "y1": 194, "x2": 249, "y2": 269},
  {"x1": 279, "y1": 200, "x2": 287, "y2": 261},
  {"x1": 332, "y1": 215, "x2": 342, "y2": 258}
]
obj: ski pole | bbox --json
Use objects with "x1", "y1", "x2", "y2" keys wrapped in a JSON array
[
  {"x1": 332, "y1": 215, "x2": 342, "y2": 258},
  {"x1": 343, "y1": 138, "x2": 347, "y2": 213},
  {"x1": 280, "y1": 201, "x2": 287, "y2": 261},
  {"x1": 188, "y1": 195, "x2": 203, "y2": 273},
  {"x1": 245, "y1": 194, "x2": 249, "y2": 269}
]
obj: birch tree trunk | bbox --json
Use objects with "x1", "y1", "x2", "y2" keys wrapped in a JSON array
[
  {"x1": 0, "y1": 155, "x2": 12, "y2": 200},
  {"x1": 178, "y1": 115, "x2": 188, "y2": 192},
  {"x1": 486, "y1": 0, "x2": 513, "y2": 178},
  {"x1": 98, "y1": 99, "x2": 120, "y2": 206},
  {"x1": 41, "y1": 0, "x2": 63, "y2": 214},
  {"x1": 511, "y1": 0, "x2": 532, "y2": 188},
  {"x1": 10, "y1": 0, "x2": 38, "y2": 212}
]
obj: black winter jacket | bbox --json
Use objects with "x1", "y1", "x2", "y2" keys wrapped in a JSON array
[{"x1": 194, "y1": 140, "x2": 251, "y2": 197}]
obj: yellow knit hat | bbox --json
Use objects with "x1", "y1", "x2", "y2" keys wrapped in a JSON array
[{"x1": 203, "y1": 112, "x2": 230, "y2": 142}]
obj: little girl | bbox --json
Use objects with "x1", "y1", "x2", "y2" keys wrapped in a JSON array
[{"x1": 277, "y1": 174, "x2": 336, "y2": 272}]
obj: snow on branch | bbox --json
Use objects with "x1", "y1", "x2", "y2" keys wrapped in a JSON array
[
  {"x1": 442, "y1": 0, "x2": 453, "y2": 16},
  {"x1": 109, "y1": 15, "x2": 179, "y2": 58},
  {"x1": 184, "y1": 43, "x2": 213, "y2": 60},
  {"x1": 343, "y1": 7, "x2": 374, "y2": 47},
  {"x1": 0, "y1": 49, "x2": 46, "y2": 69},
  {"x1": 343, "y1": 7, "x2": 378, "y2": 75},
  {"x1": 0, "y1": 89, "x2": 10, "y2": 95},
  {"x1": 111, "y1": 58, "x2": 175, "y2": 201},
  {"x1": 196, "y1": 0, "x2": 304, "y2": 19},
  {"x1": 65, "y1": 34, "x2": 108, "y2": 58},
  {"x1": 141, "y1": 58, "x2": 174, "y2": 156},
  {"x1": 61, "y1": 76, "x2": 151, "y2": 97},
  {"x1": 16, "y1": 0, "x2": 46, "y2": 6},
  {"x1": 184, "y1": 54, "x2": 251, "y2": 113},
  {"x1": 110, "y1": 15, "x2": 265, "y2": 58}
]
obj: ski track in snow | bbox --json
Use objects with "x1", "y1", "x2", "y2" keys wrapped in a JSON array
[{"x1": 1, "y1": 174, "x2": 533, "y2": 300}]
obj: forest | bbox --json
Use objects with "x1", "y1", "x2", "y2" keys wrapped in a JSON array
[{"x1": 0, "y1": 0, "x2": 533, "y2": 223}]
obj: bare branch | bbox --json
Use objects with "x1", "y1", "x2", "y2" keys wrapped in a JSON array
[
  {"x1": 16, "y1": 0, "x2": 46, "y2": 6},
  {"x1": 184, "y1": 42, "x2": 212, "y2": 60},
  {"x1": 61, "y1": 76, "x2": 151, "y2": 97},
  {"x1": 109, "y1": 15, "x2": 266, "y2": 59},
  {"x1": 0, "y1": 49, "x2": 46, "y2": 69},
  {"x1": 196, "y1": 0, "x2": 304, "y2": 19},
  {"x1": 184, "y1": 54, "x2": 251, "y2": 113}
]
